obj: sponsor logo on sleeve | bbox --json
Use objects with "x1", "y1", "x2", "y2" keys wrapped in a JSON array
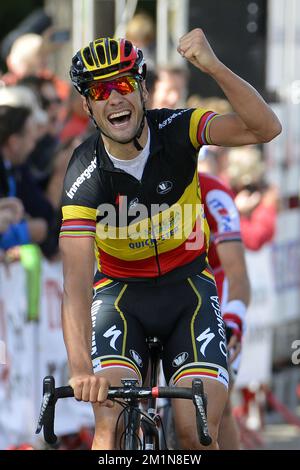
[{"x1": 66, "y1": 157, "x2": 97, "y2": 199}]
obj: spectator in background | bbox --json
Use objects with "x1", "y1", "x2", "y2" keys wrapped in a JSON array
[
  {"x1": 19, "y1": 76, "x2": 63, "y2": 135},
  {"x1": 198, "y1": 145, "x2": 231, "y2": 185},
  {"x1": 0, "y1": 83, "x2": 74, "y2": 259},
  {"x1": 125, "y1": 12, "x2": 156, "y2": 70},
  {"x1": 190, "y1": 96, "x2": 232, "y2": 114},
  {"x1": 0, "y1": 197, "x2": 24, "y2": 260},
  {"x1": 3, "y1": 33, "x2": 47, "y2": 84},
  {"x1": 17, "y1": 76, "x2": 64, "y2": 189},
  {"x1": 0, "y1": 8, "x2": 52, "y2": 62},
  {"x1": 151, "y1": 66, "x2": 189, "y2": 109},
  {"x1": 1, "y1": 32, "x2": 70, "y2": 100},
  {"x1": 46, "y1": 136, "x2": 82, "y2": 210},
  {"x1": 0, "y1": 84, "x2": 52, "y2": 186},
  {"x1": 0, "y1": 84, "x2": 48, "y2": 139},
  {"x1": 0, "y1": 105, "x2": 53, "y2": 250},
  {"x1": 60, "y1": 88, "x2": 90, "y2": 143},
  {"x1": 198, "y1": 138, "x2": 278, "y2": 251},
  {"x1": 0, "y1": 197, "x2": 24, "y2": 233},
  {"x1": 226, "y1": 146, "x2": 278, "y2": 251},
  {"x1": 2, "y1": 33, "x2": 47, "y2": 85}
]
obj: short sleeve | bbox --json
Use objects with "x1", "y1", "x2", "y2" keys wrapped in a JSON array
[
  {"x1": 199, "y1": 173, "x2": 241, "y2": 245},
  {"x1": 60, "y1": 150, "x2": 99, "y2": 240},
  {"x1": 189, "y1": 109, "x2": 220, "y2": 149}
]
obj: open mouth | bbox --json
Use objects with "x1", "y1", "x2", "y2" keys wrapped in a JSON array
[{"x1": 107, "y1": 110, "x2": 132, "y2": 127}]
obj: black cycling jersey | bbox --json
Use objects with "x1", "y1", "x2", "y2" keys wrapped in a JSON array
[{"x1": 60, "y1": 108, "x2": 219, "y2": 283}]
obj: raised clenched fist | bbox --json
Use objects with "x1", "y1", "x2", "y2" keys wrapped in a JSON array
[{"x1": 177, "y1": 28, "x2": 221, "y2": 75}]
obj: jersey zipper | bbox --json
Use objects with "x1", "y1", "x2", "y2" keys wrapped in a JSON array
[
  {"x1": 104, "y1": 168, "x2": 162, "y2": 277},
  {"x1": 152, "y1": 233, "x2": 161, "y2": 277}
]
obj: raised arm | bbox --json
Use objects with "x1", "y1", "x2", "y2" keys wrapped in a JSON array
[{"x1": 178, "y1": 28, "x2": 282, "y2": 146}]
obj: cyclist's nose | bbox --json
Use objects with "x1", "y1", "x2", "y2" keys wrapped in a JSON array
[{"x1": 108, "y1": 89, "x2": 124, "y2": 104}]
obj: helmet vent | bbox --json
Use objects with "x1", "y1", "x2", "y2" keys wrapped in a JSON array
[
  {"x1": 96, "y1": 44, "x2": 106, "y2": 65},
  {"x1": 83, "y1": 48, "x2": 94, "y2": 66},
  {"x1": 124, "y1": 41, "x2": 132, "y2": 57},
  {"x1": 110, "y1": 40, "x2": 118, "y2": 60}
]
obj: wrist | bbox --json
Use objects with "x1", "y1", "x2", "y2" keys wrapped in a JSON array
[
  {"x1": 208, "y1": 60, "x2": 227, "y2": 79},
  {"x1": 223, "y1": 299, "x2": 247, "y2": 337},
  {"x1": 68, "y1": 359, "x2": 93, "y2": 377}
]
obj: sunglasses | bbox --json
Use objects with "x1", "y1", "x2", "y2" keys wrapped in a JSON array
[{"x1": 87, "y1": 76, "x2": 139, "y2": 101}]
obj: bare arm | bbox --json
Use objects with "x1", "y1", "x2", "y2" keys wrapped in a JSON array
[
  {"x1": 216, "y1": 241, "x2": 250, "y2": 306},
  {"x1": 60, "y1": 236, "x2": 95, "y2": 376},
  {"x1": 216, "y1": 241, "x2": 250, "y2": 361},
  {"x1": 178, "y1": 28, "x2": 282, "y2": 146},
  {"x1": 60, "y1": 236, "x2": 111, "y2": 405}
]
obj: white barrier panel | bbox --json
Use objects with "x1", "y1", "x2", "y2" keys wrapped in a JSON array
[
  {"x1": 271, "y1": 210, "x2": 300, "y2": 324},
  {"x1": 0, "y1": 263, "x2": 36, "y2": 449},
  {"x1": 38, "y1": 260, "x2": 93, "y2": 436},
  {"x1": 236, "y1": 246, "x2": 275, "y2": 387},
  {"x1": 236, "y1": 208, "x2": 300, "y2": 387},
  {"x1": 0, "y1": 260, "x2": 93, "y2": 448}
]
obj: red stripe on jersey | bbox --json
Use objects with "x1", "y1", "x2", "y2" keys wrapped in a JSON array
[{"x1": 98, "y1": 226, "x2": 207, "y2": 279}]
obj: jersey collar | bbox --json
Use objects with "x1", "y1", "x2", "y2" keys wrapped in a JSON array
[{"x1": 96, "y1": 114, "x2": 163, "y2": 172}]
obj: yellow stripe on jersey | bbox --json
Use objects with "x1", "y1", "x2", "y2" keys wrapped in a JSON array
[
  {"x1": 95, "y1": 170, "x2": 207, "y2": 261},
  {"x1": 205, "y1": 114, "x2": 220, "y2": 144},
  {"x1": 188, "y1": 278, "x2": 202, "y2": 362},
  {"x1": 189, "y1": 108, "x2": 210, "y2": 149},
  {"x1": 202, "y1": 268, "x2": 215, "y2": 282},
  {"x1": 189, "y1": 108, "x2": 219, "y2": 149},
  {"x1": 62, "y1": 205, "x2": 97, "y2": 220}
]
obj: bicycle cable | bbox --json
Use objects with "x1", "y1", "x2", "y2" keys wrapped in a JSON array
[
  {"x1": 112, "y1": 398, "x2": 169, "y2": 450},
  {"x1": 113, "y1": 401, "x2": 142, "y2": 450},
  {"x1": 118, "y1": 404, "x2": 142, "y2": 450},
  {"x1": 112, "y1": 400, "x2": 130, "y2": 450},
  {"x1": 155, "y1": 413, "x2": 168, "y2": 450}
]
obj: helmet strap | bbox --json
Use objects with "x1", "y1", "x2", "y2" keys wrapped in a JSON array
[
  {"x1": 131, "y1": 82, "x2": 146, "y2": 150},
  {"x1": 85, "y1": 96, "x2": 100, "y2": 130}
]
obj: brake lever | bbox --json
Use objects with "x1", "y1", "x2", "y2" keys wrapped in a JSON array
[
  {"x1": 35, "y1": 376, "x2": 58, "y2": 445},
  {"x1": 192, "y1": 378, "x2": 212, "y2": 447},
  {"x1": 35, "y1": 391, "x2": 51, "y2": 434}
]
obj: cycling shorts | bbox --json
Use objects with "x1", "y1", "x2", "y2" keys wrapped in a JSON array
[{"x1": 91, "y1": 267, "x2": 229, "y2": 389}]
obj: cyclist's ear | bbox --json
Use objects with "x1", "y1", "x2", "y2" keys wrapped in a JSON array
[
  {"x1": 141, "y1": 81, "x2": 149, "y2": 103},
  {"x1": 82, "y1": 96, "x2": 90, "y2": 115}
]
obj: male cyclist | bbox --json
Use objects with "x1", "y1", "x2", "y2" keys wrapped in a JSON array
[
  {"x1": 60, "y1": 29, "x2": 281, "y2": 450},
  {"x1": 199, "y1": 171, "x2": 250, "y2": 449}
]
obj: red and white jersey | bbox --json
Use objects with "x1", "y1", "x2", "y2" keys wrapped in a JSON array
[{"x1": 199, "y1": 172, "x2": 242, "y2": 303}]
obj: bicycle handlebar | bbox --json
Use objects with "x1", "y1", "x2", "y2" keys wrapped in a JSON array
[{"x1": 36, "y1": 375, "x2": 212, "y2": 447}]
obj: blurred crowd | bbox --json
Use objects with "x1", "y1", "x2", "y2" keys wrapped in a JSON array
[
  {"x1": 0, "y1": 10, "x2": 90, "y2": 262},
  {"x1": 0, "y1": 8, "x2": 278, "y2": 263}
]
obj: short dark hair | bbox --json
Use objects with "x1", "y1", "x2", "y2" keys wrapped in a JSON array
[{"x1": 0, "y1": 105, "x2": 31, "y2": 146}]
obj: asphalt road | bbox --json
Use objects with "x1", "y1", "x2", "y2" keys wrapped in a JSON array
[{"x1": 260, "y1": 423, "x2": 300, "y2": 450}]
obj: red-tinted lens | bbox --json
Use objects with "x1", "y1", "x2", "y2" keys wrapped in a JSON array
[{"x1": 88, "y1": 76, "x2": 138, "y2": 101}]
